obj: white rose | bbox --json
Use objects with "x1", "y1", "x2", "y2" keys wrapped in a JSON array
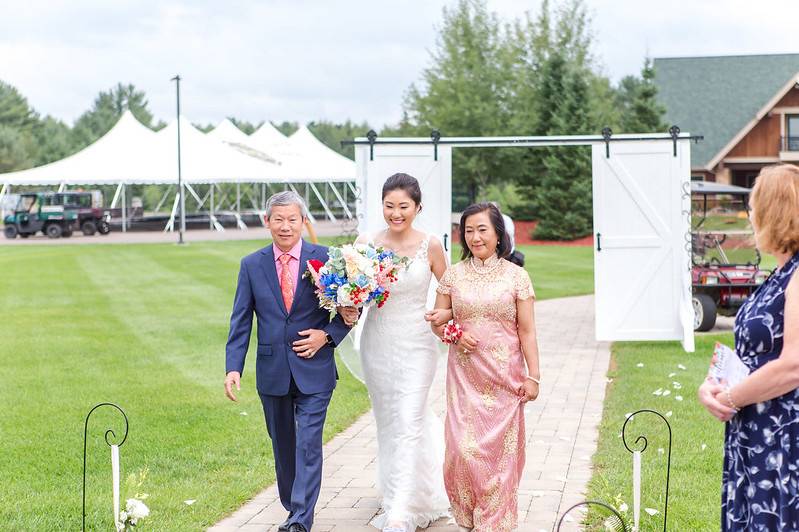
[{"x1": 336, "y1": 285, "x2": 353, "y2": 306}]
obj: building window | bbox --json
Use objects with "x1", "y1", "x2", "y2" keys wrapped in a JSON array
[{"x1": 786, "y1": 115, "x2": 799, "y2": 151}]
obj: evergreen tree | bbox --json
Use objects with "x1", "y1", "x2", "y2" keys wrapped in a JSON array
[
  {"x1": 619, "y1": 58, "x2": 667, "y2": 133},
  {"x1": 274, "y1": 121, "x2": 298, "y2": 137},
  {"x1": 0, "y1": 81, "x2": 39, "y2": 132},
  {"x1": 71, "y1": 83, "x2": 157, "y2": 148},
  {"x1": 229, "y1": 117, "x2": 263, "y2": 135},
  {"x1": 0, "y1": 125, "x2": 30, "y2": 172},
  {"x1": 308, "y1": 119, "x2": 372, "y2": 159},
  {"x1": 530, "y1": 57, "x2": 593, "y2": 239},
  {"x1": 403, "y1": 0, "x2": 510, "y2": 206},
  {"x1": 32, "y1": 116, "x2": 74, "y2": 165}
]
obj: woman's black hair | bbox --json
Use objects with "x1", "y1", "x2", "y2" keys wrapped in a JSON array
[
  {"x1": 459, "y1": 202, "x2": 512, "y2": 260},
  {"x1": 382, "y1": 173, "x2": 422, "y2": 207}
]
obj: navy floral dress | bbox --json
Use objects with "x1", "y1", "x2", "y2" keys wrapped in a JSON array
[{"x1": 723, "y1": 251, "x2": 799, "y2": 531}]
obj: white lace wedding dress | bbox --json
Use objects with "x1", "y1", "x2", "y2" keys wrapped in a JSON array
[{"x1": 359, "y1": 234, "x2": 450, "y2": 531}]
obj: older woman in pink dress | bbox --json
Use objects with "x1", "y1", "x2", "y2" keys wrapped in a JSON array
[{"x1": 429, "y1": 202, "x2": 540, "y2": 532}]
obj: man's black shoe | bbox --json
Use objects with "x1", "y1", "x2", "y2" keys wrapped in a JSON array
[{"x1": 287, "y1": 524, "x2": 307, "y2": 532}]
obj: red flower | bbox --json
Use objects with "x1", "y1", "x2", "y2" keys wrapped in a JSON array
[{"x1": 307, "y1": 259, "x2": 325, "y2": 272}]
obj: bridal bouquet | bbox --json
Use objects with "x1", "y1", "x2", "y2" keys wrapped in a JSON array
[{"x1": 304, "y1": 243, "x2": 409, "y2": 311}]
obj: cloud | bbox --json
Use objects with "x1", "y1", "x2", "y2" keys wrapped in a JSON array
[{"x1": 1, "y1": 0, "x2": 797, "y2": 129}]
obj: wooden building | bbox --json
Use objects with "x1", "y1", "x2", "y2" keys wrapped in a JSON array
[{"x1": 654, "y1": 53, "x2": 799, "y2": 185}]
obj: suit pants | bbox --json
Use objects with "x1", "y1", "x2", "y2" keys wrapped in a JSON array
[{"x1": 260, "y1": 377, "x2": 332, "y2": 531}]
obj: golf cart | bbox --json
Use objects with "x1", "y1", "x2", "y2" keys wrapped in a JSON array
[
  {"x1": 3, "y1": 192, "x2": 78, "y2": 239},
  {"x1": 691, "y1": 181, "x2": 770, "y2": 331},
  {"x1": 56, "y1": 191, "x2": 111, "y2": 235}
]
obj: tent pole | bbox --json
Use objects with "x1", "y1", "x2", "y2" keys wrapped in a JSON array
[
  {"x1": 171, "y1": 74, "x2": 186, "y2": 245},
  {"x1": 110, "y1": 183, "x2": 122, "y2": 208},
  {"x1": 58, "y1": 182, "x2": 66, "y2": 192},
  {"x1": 121, "y1": 183, "x2": 127, "y2": 233},
  {"x1": 261, "y1": 183, "x2": 266, "y2": 208},
  {"x1": 164, "y1": 193, "x2": 179, "y2": 232},
  {"x1": 185, "y1": 183, "x2": 203, "y2": 207},
  {"x1": 309, "y1": 182, "x2": 336, "y2": 222},
  {"x1": 236, "y1": 182, "x2": 241, "y2": 213},
  {"x1": 0, "y1": 183, "x2": 8, "y2": 205},
  {"x1": 210, "y1": 185, "x2": 214, "y2": 230},
  {"x1": 154, "y1": 185, "x2": 174, "y2": 213},
  {"x1": 288, "y1": 183, "x2": 315, "y2": 224},
  {"x1": 328, "y1": 181, "x2": 352, "y2": 219}
]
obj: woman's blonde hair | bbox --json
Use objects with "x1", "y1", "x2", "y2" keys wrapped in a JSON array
[{"x1": 750, "y1": 164, "x2": 799, "y2": 255}]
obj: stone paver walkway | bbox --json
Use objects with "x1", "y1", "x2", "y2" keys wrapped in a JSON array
[{"x1": 210, "y1": 294, "x2": 610, "y2": 532}]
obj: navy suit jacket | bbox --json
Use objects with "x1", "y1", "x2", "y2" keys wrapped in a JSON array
[{"x1": 225, "y1": 240, "x2": 352, "y2": 396}]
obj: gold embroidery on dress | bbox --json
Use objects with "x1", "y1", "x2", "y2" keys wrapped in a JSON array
[
  {"x1": 503, "y1": 424, "x2": 518, "y2": 457},
  {"x1": 490, "y1": 343, "x2": 511, "y2": 367},
  {"x1": 480, "y1": 385, "x2": 497, "y2": 408},
  {"x1": 460, "y1": 427, "x2": 479, "y2": 463}
]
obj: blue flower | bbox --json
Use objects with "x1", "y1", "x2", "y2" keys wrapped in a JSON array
[
  {"x1": 367, "y1": 285, "x2": 385, "y2": 302},
  {"x1": 320, "y1": 272, "x2": 346, "y2": 300}
]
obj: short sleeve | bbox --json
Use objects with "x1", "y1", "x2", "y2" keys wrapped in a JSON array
[
  {"x1": 437, "y1": 266, "x2": 456, "y2": 295},
  {"x1": 515, "y1": 268, "x2": 535, "y2": 301}
]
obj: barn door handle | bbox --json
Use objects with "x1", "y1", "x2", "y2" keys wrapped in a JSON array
[
  {"x1": 443, "y1": 233, "x2": 449, "y2": 252},
  {"x1": 596, "y1": 232, "x2": 602, "y2": 252}
]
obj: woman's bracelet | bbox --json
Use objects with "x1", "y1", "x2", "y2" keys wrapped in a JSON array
[
  {"x1": 526, "y1": 375, "x2": 540, "y2": 385},
  {"x1": 442, "y1": 322, "x2": 463, "y2": 345},
  {"x1": 724, "y1": 386, "x2": 741, "y2": 412}
]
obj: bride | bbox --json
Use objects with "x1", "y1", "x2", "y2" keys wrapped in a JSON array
[{"x1": 356, "y1": 173, "x2": 451, "y2": 532}]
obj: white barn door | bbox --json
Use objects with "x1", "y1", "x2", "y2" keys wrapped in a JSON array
[
  {"x1": 354, "y1": 143, "x2": 452, "y2": 254},
  {"x1": 592, "y1": 138, "x2": 694, "y2": 351}
]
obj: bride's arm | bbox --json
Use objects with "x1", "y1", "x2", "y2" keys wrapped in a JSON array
[
  {"x1": 428, "y1": 292, "x2": 452, "y2": 338},
  {"x1": 429, "y1": 237, "x2": 448, "y2": 281},
  {"x1": 354, "y1": 233, "x2": 369, "y2": 245},
  {"x1": 427, "y1": 237, "x2": 453, "y2": 325}
]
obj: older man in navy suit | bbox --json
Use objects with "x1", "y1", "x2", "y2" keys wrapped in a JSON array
[{"x1": 225, "y1": 191, "x2": 357, "y2": 532}]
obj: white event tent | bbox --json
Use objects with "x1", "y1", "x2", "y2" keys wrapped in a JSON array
[{"x1": 0, "y1": 111, "x2": 357, "y2": 230}]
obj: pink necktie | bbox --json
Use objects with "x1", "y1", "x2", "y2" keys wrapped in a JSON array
[{"x1": 279, "y1": 253, "x2": 294, "y2": 312}]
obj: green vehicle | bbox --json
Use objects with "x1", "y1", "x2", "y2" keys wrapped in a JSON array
[{"x1": 3, "y1": 193, "x2": 79, "y2": 239}]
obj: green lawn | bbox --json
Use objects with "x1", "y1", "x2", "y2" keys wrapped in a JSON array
[
  {"x1": 0, "y1": 240, "x2": 369, "y2": 531},
  {"x1": 450, "y1": 244, "x2": 595, "y2": 301},
  {"x1": 586, "y1": 334, "x2": 729, "y2": 530}
]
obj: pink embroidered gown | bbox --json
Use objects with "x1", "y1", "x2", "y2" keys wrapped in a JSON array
[{"x1": 436, "y1": 255, "x2": 535, "y2": 532}]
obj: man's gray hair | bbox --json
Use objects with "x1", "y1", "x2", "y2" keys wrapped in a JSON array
[{"x1": 265, "y1": 191, "x2": 309, "y2": 219}]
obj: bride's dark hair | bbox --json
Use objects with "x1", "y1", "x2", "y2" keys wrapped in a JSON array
[
  {"x1": 459, "y1": 203, "x2": 512, "y2": 260},
  {"x1": 382, "y1": 173, "x2": 422, "y2": 209}
]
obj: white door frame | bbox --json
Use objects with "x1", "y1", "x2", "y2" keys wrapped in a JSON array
[{"x1": 349, "y1": 131, "x2": 699, "y2": 351}]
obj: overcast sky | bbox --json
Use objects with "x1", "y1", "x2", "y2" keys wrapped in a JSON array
[{"x1": 1, "y1": 0, "x2": 797, "y2": 129}]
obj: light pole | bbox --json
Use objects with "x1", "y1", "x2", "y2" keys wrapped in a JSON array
[{"x1": 171, "y1": 74, "x2": 186, "y2": 244}]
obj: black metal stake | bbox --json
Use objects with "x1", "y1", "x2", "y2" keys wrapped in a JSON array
[
  {"x1": 554, "y1": 408, "x2": 672, "y2": 531},
  {"x1": 82, "y1": 403, "x2": 129, "y2": 532},
  {"x1": 171, "y1": 75, "x2": 185, "y2": 245},
  {"x1": 622, "y1": 409, "x2": 673, "y2": 532},
  {"x1": 557, "y1": 500, "x2": 627, "y2": 531}
]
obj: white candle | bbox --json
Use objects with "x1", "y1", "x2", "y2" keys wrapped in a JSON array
[
  {"x1": 633, "y1": 450, "x2": 641, "y2": 531},
  {"x1": 112, "y1": 444, "x2": 120, "y2": 526}
]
